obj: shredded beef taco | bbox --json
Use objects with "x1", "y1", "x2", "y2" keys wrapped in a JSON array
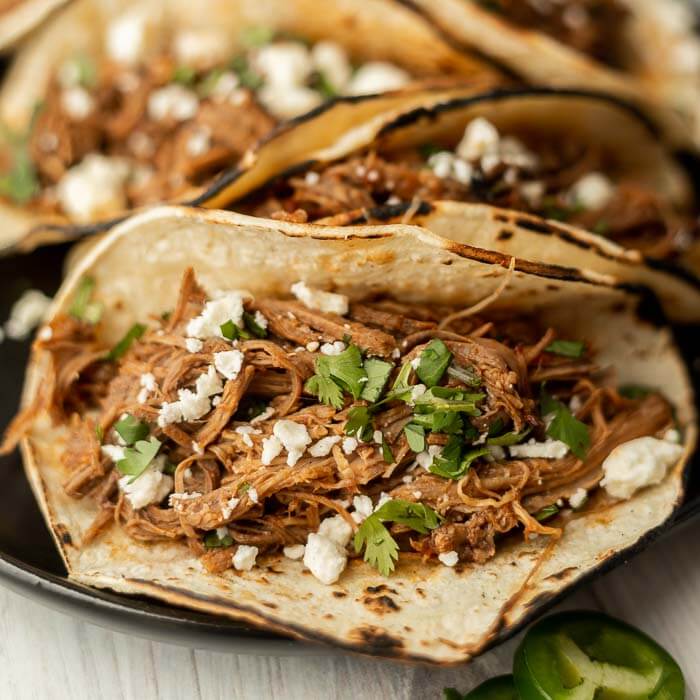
[
  {"x1": 3, "y1": 205, "x2": 694, "y2": 664},
  {"x1": 0, "y1": 0, "x2": 497, "y2": 251},
  {"x1": 401, "y1": 0, "x2": 700, "y2": 147},
  {"x1": 197, "y1": 87, "x2": 700, "y2": 322}
]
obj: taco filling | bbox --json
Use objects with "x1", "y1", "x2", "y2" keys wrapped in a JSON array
[
  {"x1": 0, "y1": 19, "x2": 420, "y2": 222},
  {"x1": 3, "y1": 268, "x2": 683, "y2": 585},
  {"x1": 473, "y1": 0, "x2": 629, "y2": 68},
  {"x1": 246, "y1": 115, "x2": 696, "y2": 258}
]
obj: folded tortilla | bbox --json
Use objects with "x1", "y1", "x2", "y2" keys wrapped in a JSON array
[
  {"x1": 0, "y1": 0, "x2": 71, "y2": 50},
  {"x1": 401, "y1": 0, "x2": 700, "y2": 148},
  {"x1": 14, "y1": 205, "x2": 695, "y2": 664},
  {"x1": 0, "y1": 0, "x2": 496, "y2": 251}
]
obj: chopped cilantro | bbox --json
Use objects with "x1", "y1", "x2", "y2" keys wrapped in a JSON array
[
  {"x1": 95, "y1": 424, "x2": 104, "y2": 443},
  {"x1": 446, "y1": 364, "x2": 481, "y2": 387},
  {"x1": 198, "y1": 67, "x2": 225, "y2": 97},
  {"x1": 344, "y1": 406, "x2": 373, "y2": 442},
  {"x1": 535, "y1": 504, "x2": 560, "y2": 521},
  {"x1": 419, "y1": 143, "x2": 443, "y2": 159},
  {"x1": 242, "y1": 311, "x2": 267, "y2": 338},
  {"x1": 220, "y1": 319, "x2": 251, "y2": 341},
  {"x1": 360, "y1": 358, "x2": 393, "y2": 402},
  {"x1": 204, "y1": 531, "x2": 234, "y2": 548},
  {"x1": 383, "y1": 361, "x2": 413, "y2": 403},
  {"x1": 240, "y1": 26, "x2": 275, "y2": 48},
  {"x1": 354, "y1": 499, "x2": 441, "y2": 576},
  {"x1": 0, "y1": 145, "x2": 39, "y2": 204},
  {"x1": 106, "y1": 323, "x2": 146, "y2": 361},
  {"x1": 430, "y1": 437, "x2": 489, "y2": 480},
  {"x1": 230, "y1": 54, "x2": 264, "y2": 90},
  {"x1": 305, "y1": 344, "x2": 367, "y2": 409},
  {"x1": 311, "y1": 70, "x2": 338, "y2": 99},
  {"x1": 541, "y1": 388, "x2": 589, "y2": 459},
  {"x1": 487, "y1": 428, "x2": 531, "y2": 447},
  {"x1": 235, "y1": 398, "x2": 268, "y2": 422},
  {"x1": 545, "y1": 340, "x2": 585, "y2": 358},
  {"x1": 403, "y1": 423, "x2": 426, "y2": 453},
  {"x1": 411, "y1": 411, "x2": 463, "y2": 434},
  {"x1": 416, "y1": 339, "x2": 452, "y2": 388},
  {"x1": 172, "y1": 65, "x2": 197, "y2": 85},
  {"x1": 238, "y1": 482, "x2": 251, "y2": 494},
  {"x1": 114, "y1": 414, "x2": 149, "y2": 445},
  {"x1": 381, "y1": 440, "x2": 394, "y2": 464},
  {"x1": 69, "y1": 276, "x2": 103, "y2": 323},
  {"x1": 162, "y1": 461, "x2": 177, "y2": 476},
  {"x1": 115, "y1": 437, "x2": 161, "y2": 482},
  {"x1": 414, "y1": 386, "x2": 484, "y2": 415}
]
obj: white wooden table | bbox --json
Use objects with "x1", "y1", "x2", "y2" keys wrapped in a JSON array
[{"x1": 1, "y1": 517, "x2": 698, "y2": 699}]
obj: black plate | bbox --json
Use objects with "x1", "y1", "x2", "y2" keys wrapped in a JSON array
[{"x1": 0, "y1": 244, "x2": 698, "y2": 656}]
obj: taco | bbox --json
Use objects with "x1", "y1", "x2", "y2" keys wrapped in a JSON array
[
  {"x1": 3, "y1": 205, "x2": 694, "y2": 664},
  {"x1": 0, "y1": 0, "x2": 71, "y2": 50},
  {"x1": 401, "y1": 0, "x2": 700, "y2": 147},
  {"x1": 0, "y1": 0, "x2": 497, "y2": 250},
  {"x1": 196, "y1": 87, "x2": 700, "y2": 322}
]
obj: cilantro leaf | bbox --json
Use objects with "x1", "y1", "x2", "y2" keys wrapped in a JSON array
[
  {"x1": 381, "y1": 440, "x2": 395, "y2": 464},
  {"x1": 115, "y1": 437, "x2": 161, "y2": 482},
  {"x1": 403, "y1": 423, "x2": 425, "y2": 453},
  {"x1": 411, "y1": 410, "x2": 464, "y2": 434},
  {"x1": 384, "y1": 361, "x2": 413, "y2": 402},
  {"x1": 360, "y1": 358, "x2": 393, "y2": 402},
  {"x1": 535, "y1": 504, "x2": 560, "y2": 521},
  {"x1": 430, "y1": 437, "x2": 489, "y2": 480},
  {"x1": 344, "y1": 406, "x2": 373, "y2": 441},
  {"x1": 114, "y1": 414, "x2": 149, "y2": 446},
  {"x1": 69, "y1": 276, "x2": 103, "y2": 323},
  {"x1": 354, "y1": 499, "x2": 441, "y2": 576},
  {"x1": 305, "y1": 374, "x2": 344, "y2": 410},
  {"x1": 416, "y1": 339, "x2": 452, "y2": 388},
  {"x1": 414, "y1": 386, "x2": 484, "y2": 415},
  {"x1": 0, "y1": 144, "x2": 39, "y2": 204},
  {"x1": 230, "y1": 54, "x2": 264, "y2": 89},
  {"x1": 545, "y1": 340, "x2": 585, "y2": 358},
  {"x1": 106, "y1": 323, "x2": 146, "y2": 361},
  {"x1": 487, "y1": 427, "x2": 531, "y2": 447},
  {"x1": 204, "y1": 531, "x2": 234, "y2": 548},
  {"x1": 311, "y1": 70, "x2": 338, "y2": 99},
  {"x1": 95, "y1": 424, "x2": 104, "y2": 443},
  {"x1": 353, "y1": 516, "x2": 398, "y2": 577},
  {"x1": 172, "y1": 65, "x2": 196, "y2": 85},
  {"x1": 541, "y1": 388, "x2": 590, "y2": 459},
  {"x1": 240, "y1": 25, "x2": 275, "y2": 48},
  {"x1": 220, "y1": 319, "x2": 251, "y2": 341}
]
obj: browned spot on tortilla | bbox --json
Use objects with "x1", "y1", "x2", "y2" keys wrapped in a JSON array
[
  {"x1": 494, "y1": 213, "x2": 509, "y2": 223},
  {"x1": 348, "y1": 625, "x2": 404, "y2": 653},
  {"x1": 332, "y1": 590, "x2": 347, "y2": 598},
  {"x1": 497, "y1": 230, "x2": 513, "y2": 241},
  {"x1": 514, "y1": 217, "x2": 553, "y2": 235},
  {"x1": 360, "y1": 593, "x2": 401, "y2": 614},
  {"x1": 365, "y1": 584, "x2": 398, "y2": 595},
  {"x1": 55, "y1": 523, "x2": 72, "y2": 546},
  {"x1": 323, "y1": 613, "x2": 334, "y2": 620},
  {"x1": 545, "y1": 566, "x2": 579, "y2": 583},
  {"x1": 415, "y1": 587, "x2": 426, "y2": 598},
  {"x1": 546, "y1": 284, "x2": 560, "y2": 292},
  {"x1": 262, "y1": 601, "x2": 278, "y2": 609},
  {"x1": 403, "y1": 625, "x2": 413, "y2": 633}
]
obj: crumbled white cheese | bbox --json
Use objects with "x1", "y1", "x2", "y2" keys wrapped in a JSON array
[
  {"x1": 4, "y1": 289, "x2": 51, "y2": 340},
  {"x1": 261, "y1": 435, "x2": 283, "y2": 465},
  {"x1": 306, "y1": 341, "x2": 320, "y2": 352},
  {"x1": 427, "y1": 151, "x2": 473, "y2": 185},
  {"x1": 186, "y1": 291, "x2": 247, "y2": 339},
  {"x1": 254, "y1": 42, "x2": 313, "y2": 86},
  {"x1": 568, "y1": 488, "x2": 588, "y2": 510},
  {"x1": 311, "y1": 40, "x2": 352, "y2": 91},
  {"x1": 157, "y1": 365, "x2": 222, "y2": 427},
  {"x1": 416, "y1": 444, "x2": 442, "y2": 470},
  {"x1": 309, "y1": 435, "x2": 341, "y2": 457},
  {"x1": 375, "y1": 492, "x2": 391, "y2": 510},
  {"x1": 37, "y1": 326, "x2": 52, "y2": 341},
  {"x1": 346, "y1": 62, "x2": 410, "y2": 95},
  {"x1": 487, "y1": 445, "x2": 506, "y2": 461},
  {"x1": 148, "y1": 84, "x2": 199, "y2": 122},
  {"x1": 253, "y1": 310, "x2": 268, "y2": 330},
  {"x1": 221, "y1": 496, "x2": 240, "y2": 520},
  {"x1": 457, "y1": 118, "x2": 500, "y2": 161},
  {"x1": 61, "y1": 87, "x2": 94, "y2": 120},
  {"x1": 215, "y1": 526, "x2": 229, "y2": 539},
  {"x1": 283, "y1": 544, "x2": 305, "y2": 560},
  {"x1": 303, "y1": 533, "x2": 347, "y2": 585},
  {"x1": 372, "y1": 430, "x2": 383, "y2": 445},
  {"x1": 214, "y1": 349, "x2": 244, "y2": 380},
  {"x1": 232, "y1": 545, "x2": 258, "y2": 571},
  {"x1": 410, "y1": 356, "x2": 422, "y2": 370},
  {"x1": 409, "y1": 384, "x2": 427, "y2": 404},
  {"x1": 258, "y1": 82, "x2": 322, "y2": 120},
  {"x1": 509, "y1": 438, "x2": 569, "y2": 459},
  {"x1": 137, "y1": 372, "x2": 157, "y2": 403},
  {"x1": 118, "y1": 458, "x2": 173, "y2": 510},
  {"x1": 520, "y1": 180, "x2": 545, "y2": 207},
  {"x1": 105, "y1": 9, "x2": 156, "y2": 65},
  {"x1": 438, "y1": 551, "x2": 459, "y2": 567},
  {"x1": 320, "y1": 340, "x2": 346, "y2": 356},
  {"x1": 290, "y1": 281, "x2": 349, "y2": 315},
  {"x1": 57, "y1": 154, "x2": 130, "y2": 221},
  {"x1": 247, "y1": 486, "x2": 259, "y2": 504},
  {"x1": 185, "y1": 127, "x2": 211, "y2": 157},
  {"x1": 101, "y1": 444, "x2": 126, "y2": 463},
  {"x1": 250, "y1": 406, "x2": 276, "y2": 424},
  {"x1": 351, "y1": 495, "x2": 374, "y2": 523},
  {"x1": 318, "y1": 514, "x2": 353, "y2": 548},
  {"x1": 569, "y1": 172, "x2": 614, "y2": 211},
  {"x1": 185, "y1": 338, "x2": 203, "y2": 353},
  {"x1": 601, "y1": 436, "x2": 683, "y2": 500},
  {"x1": 209, "y1": 71, "x2": 240, "y2": 102},
  {"x1": 664, "y1": 429, "x2": 681, "y2": 444},
  {"x1": 173, "y1": 29, "x2": 229, "y2": 69},
  {"x1": 168, "y1": 490, "x2": 202, "y2": 507},
  {"x1": 272, "y1": 419, "x2": 312, "y2": 466},
  {"x1": 235, "y1": 425, "x2": 260, "y2": 448},
  {"x1": 342, "y1": 436, "x2": 358, "y2": 455}
]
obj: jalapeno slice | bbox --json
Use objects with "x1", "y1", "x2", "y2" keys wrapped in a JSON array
[
  {"x1": 445, "y1": 675, "x2": 518, "y2": 700},
  {"x1": 514, "y1": 611, "x2": 684, "y2": 700}
]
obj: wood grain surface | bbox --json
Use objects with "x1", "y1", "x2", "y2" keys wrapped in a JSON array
[{"x1": 0, "y1": 517, "x2": 697, "y2": 699}]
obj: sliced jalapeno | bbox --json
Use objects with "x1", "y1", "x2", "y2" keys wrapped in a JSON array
[{"x1": 514, "y1": 611, "x2": 684, "y2": 700}]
